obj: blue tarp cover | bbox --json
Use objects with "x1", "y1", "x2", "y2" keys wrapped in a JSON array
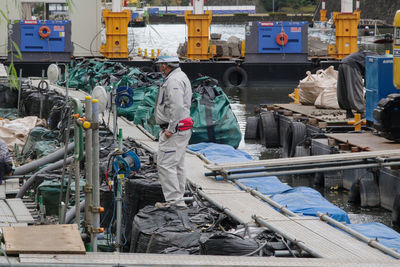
[
  {"x1": 188, "y1": 143, "x2": 350, "y2": 223},
  {"x1": 347, "y1": 222, "x2": 400, "y2": 253},
  {"x1": 270, "y1": 187, "x2": 350, "y2": 223},
  {"x1": 239, "y1": 177, "x2": 292, "y2": 196},
  {"x1": 188, "y1": 143, "x2": 252, "y2": 164}
]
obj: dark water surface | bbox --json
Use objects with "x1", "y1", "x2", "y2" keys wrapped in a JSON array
[{"x1": 223, "y1": 83, "x2": 396, "y2": 230}]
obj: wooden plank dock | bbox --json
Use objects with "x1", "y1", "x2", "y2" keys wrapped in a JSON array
[
  {"x1": 274, "y1": 103, "x2": 348, "y2": 122},
  {"x1": 16, "y1": 81, "x2": 399, "y2": 266},
  {"x1": 327, "y1": 132, "x2": 400, "y2": 151}
]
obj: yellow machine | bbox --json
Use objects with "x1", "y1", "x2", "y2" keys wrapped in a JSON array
[
  {"x1": 394, "y1": 10, "x2": 400, "y2": 89},
  {"x1": 184, "y1": 0, "x2": 212, "y2": 60},
  {"x1": 100, "y1": 0, "x2": 130, "y2": 59},
  {"x1": 320, "y1": 0, "x2": 327, "y2": 22},
  {"x1": 328, "y1": 0, "x2": 360, "y2": 60}
]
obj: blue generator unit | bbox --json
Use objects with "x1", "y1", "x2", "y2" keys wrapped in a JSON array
[
  {"x1": 365, "y1": 55, "x2": 399, "y2": 122},
  {"x1": 8, "y1": 20, "x2": 73, "y2": 62},
  {"x1": 245, "y1": 21, "x2": 308, "y2": 63}
]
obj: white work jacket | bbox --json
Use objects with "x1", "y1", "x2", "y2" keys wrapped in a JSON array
[{"x1": 155, "y1": 67, "x2": 192, "y2": 133}]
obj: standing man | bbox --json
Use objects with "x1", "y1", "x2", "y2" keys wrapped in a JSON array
[{"x1": 154, "y1": 56, "x2": 193, "y2": 209}]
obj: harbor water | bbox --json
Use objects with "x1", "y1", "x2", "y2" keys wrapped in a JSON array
[{"x1": 130, "y1": 24, "x2": 395, "y2": 230}]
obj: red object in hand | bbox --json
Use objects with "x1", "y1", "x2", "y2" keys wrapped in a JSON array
[{"x1": 178, "y1": 117, "x2": 194, "y2": 131}]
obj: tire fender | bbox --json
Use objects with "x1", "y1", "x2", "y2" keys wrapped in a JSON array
[{"x1": 223, "y1": 66, "x2": 248, "y2": 88}]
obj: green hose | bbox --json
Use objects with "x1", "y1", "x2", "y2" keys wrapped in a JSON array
[{"x1": 71, "y1": 98, "x2": 84, "y2": 161}]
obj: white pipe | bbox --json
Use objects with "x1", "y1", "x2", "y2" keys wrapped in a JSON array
[
  {"x1": 322, "y1": 0, "x2": 326, "y2": 10},
  {"x1": 356, "y1": 0, "x2": 360, "y2": 10},
  {"x1": 84, "y1": 97, "x2": 93, "y2": 247},
  {"x1": 91, "y1": 100, "x2": 100, "y2": 252},
  {"x1": 341, "y1": 0, "x2": 353, "y2": 13},
  {"x1": 112, "y1": 0, "x2": 122, "y2": 12},
  {"x1": 193, "y1": 0, "x2": 204, "y2": 14}
]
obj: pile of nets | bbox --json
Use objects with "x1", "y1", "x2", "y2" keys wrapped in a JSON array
[{"x1": 66, "y1": 60, "x2": 242, "y2": 148}]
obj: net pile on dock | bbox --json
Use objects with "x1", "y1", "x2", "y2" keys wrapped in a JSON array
[{"x1": 66, "y1": 60, "x2": 242, "y2": 148}]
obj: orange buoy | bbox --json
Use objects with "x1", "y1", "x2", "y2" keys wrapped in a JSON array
[
  {"x1": 276, "y1": 32, "x2": 288, "y2": 46},
  {"x1": 38, "y1": 26, "x2": 51, "y2": 38}
]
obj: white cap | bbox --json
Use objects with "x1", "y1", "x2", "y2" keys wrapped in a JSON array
[{"x1": 155, "y1": 56, "x2": 180, "y2": 68}]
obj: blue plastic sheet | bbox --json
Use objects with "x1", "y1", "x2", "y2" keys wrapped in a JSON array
[
  {"x1": 188, "y1": 143, "x2": 252, "y2": 164},
  {"x1": 239, "y1": 177, "x2": 292, "y2": 196},
  {"x1": 347, "y1": 223, "x2": 400, "y2": 253},
  {"x1": 270, "y1": 187, "x2": 350, "y2": 223},
  {"x1": 188, "y1": 143, "x2": 350, "y2": 223}
]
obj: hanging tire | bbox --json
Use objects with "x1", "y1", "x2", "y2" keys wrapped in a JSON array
[
  {"x1": 282, "y1": 122, "x2": 307, "y2": 158},
  {"x1": 348, "y1": 180, "x2": 360, "y2": 203},
  {"x1": 258, "y1": 112, "x2": 279, "y2": 148},
  {"x1": 245, "y1": 116, "x2": 259, "y2": 140},
  {"x1": 392, "y1": 194, "x2": 400, "y2": 226},
  {"x1": 223, "y1": 66, "x2": 248, "y2": 88},
  {"x1": 359, "y1": 177, "x2": 380, "y2": 208}
]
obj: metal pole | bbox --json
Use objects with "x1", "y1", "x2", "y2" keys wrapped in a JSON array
[
  {"x1": 17, "y1": 69, "x2": 22, "y2": 116},
  {"x1": 112, "y1": 86, "x2": 118, "y2": 143},
  {"x1": 272, "y1": 0, "x2": 274, "y2": 12},
  {"x1": 84, "y1": 96, "x2": 93, "y2": 249},
  {"x1": 206, "y1": 158, "x2": 392, "y2": 177},
  {"x1": 91, "y1": 99, "x2": 100, "y2": 252},
  {"x1": 253, "y1": 215, "x2": 324, "y2": 258},
  {"x1": 116, "y1": 128, "x2": 123, "y2": 251},
  {"x1": 75, "y1": 129, "x2": 81, "y2": 229},
  {"x1": 234, "y1": 180, "x2": 298, "y2": 217},
  {"x1": 317, "y1": 212, "x2": 400, "y2": 259},
  {"x1": 216, "y1": 161, "x2": 400, "y2": 180},
  {"x1": 59, "y1": 104, "x2": 71, "y2": 224}
]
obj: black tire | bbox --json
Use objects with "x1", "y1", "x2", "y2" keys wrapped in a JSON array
[
  {"x1": 348, "y1": 180, "x2": 360, "y2": 203},
  {"x1": 359, "y1": 178, "x2": 380, "y2": 208},
  {"x1": 282, "y1": 122, "x2": 307, "y2": 158},
  {"x1": 245, "y1": 116, "x2": 259, "y2": 140},
  {"x1": 258, "y1": 112, "x2": 279, "y2": 148},
  {"x1": 392, "y1": 194, "x2": 400, "y2": 226},
  {"x1": 313, "y1": 172, "x2": 324, "y2": 187},
  {"x1": 223, "y1": 66, "x2": 248, "y2": 88}
]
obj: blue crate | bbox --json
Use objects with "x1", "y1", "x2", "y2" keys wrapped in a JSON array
[
  {"x1": 257, "y1": 21, "x2": 307, "y2": 54},
  {"x1": 20, "y1": 20, "x2": 70, "y2": 52},
  {"x1": 366, "y1": 55, "x2": 399, "y2": 122}
]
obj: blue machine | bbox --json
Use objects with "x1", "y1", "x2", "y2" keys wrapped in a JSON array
[
  {"x1": 116, "y1": 86, "x2": 134, "y2": 109},
  {"x1": 112, "y1": 151, "x2": 141, "y2": 176},
  {"x1": 366, "y1": 55, "x2": 399, "y2": 122},
  {"x1": 257, "y1": 21, "x2": 307, "y2": 54},
  {"x1": 20, "y1": 20, "x2": 70, "y2": 52}
]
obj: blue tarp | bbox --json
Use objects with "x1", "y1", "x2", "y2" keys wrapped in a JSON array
[
  {"x1": 347, "y1": 223, "x2": 400, "y2": 253},
  {"x1": 270, "y1": 187, "x2": 350, "y2": 223},
  {"x1": 188, "y1": 143, "x2": 252, "y2": 164},
  {"x1": 239, "y1": 177, "x2": 292, "y2": 196},
  {"x1": 188, "y1": 143, "x2": 350, "y2": 223}
]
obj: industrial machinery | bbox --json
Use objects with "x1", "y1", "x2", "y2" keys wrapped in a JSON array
[
  {"x1": 328, "y1": 0, "x2": 361, "y2": 59},
  {"x1": 184, "y1": 0, "x2": 212, "y2": 60},
  {"x1": 8, "y1": 20, "x2": 73, "y2": 61},
  {"x1": 100, "y1": 0, "x2": 131, "y2": 59},
  {"x1": 394, "y1": 10, "x2": 400, "y2": 90},
  {"x1": 319, "y1": 0, "x2": 327, "y2": 22},
  {"x1": 372, "y1": 11, "x2": 400, "y2": 141},
  {"x1": 245, "y1": 21, "x2": 308, "y2": 63},
  {"x1": 366, "y1": 55, "x2": 398, "y2": 123}
]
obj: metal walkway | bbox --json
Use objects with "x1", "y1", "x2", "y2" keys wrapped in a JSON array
[{"x1": 24, "y1": 81, "x2": 399, "y2": 265}]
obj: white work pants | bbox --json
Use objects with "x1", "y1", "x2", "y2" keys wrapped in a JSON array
[{"x1": 157, "y1": 129, "x2": 192, "y2": 207}]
